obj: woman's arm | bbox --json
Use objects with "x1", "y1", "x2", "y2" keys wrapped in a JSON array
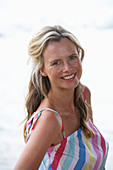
[
  {"x1": 14, "y1": 110, "x2": 61, "y2": 170},
  {"x1": 84, "y1": 85, "x2": 93, "y2": 123}
]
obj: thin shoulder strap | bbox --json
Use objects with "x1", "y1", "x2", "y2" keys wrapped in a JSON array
[
  {"x1": 25, "y1": 108, "x2": 61, "y2": 140},
  {"x1": 62, "y1": 121, "x2": 66, "y2": 139},
  {"x1": 41, "y1": 108, "x2": 60, "y2": 116},
  {"x1": 83, "y1": 88, "x2": 87, "y2": 102},
  {"x1": 42, "y1": 108, "x2": 66, "y2": 139}
]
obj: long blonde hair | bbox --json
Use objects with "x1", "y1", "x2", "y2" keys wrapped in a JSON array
[{"x1": 24, "y1": 25, "x2": 94, "y2": 140}]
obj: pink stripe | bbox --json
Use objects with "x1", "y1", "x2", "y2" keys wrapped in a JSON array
[
  {"x1": 51, "y1": 138, "x2": 67, "y2": 170},
  {"x1": 92, "y1": 123, "x2": 106, "y2": 162},
  {"x1": 101, "y1": 133, "x2": 106, "y2": 161},
  {"x1": 89, "y1": 120, "x2": 101, "y2": 169},
  {"x1": 48, "y1": 146, "x2": 55, "y2": 156},
  {"x1": 83, "y1": 89, "x2": 87, "y2": 102}
]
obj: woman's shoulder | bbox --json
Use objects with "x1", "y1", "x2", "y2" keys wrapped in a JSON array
[
  {"x1": 25, "y1": 98, "x2": 62, "y2": 142},
  {"x1": 36, "y1": 108, "x2": 61, "y2": 127},
  {"x1": 83, "y1": 84, "x2": 91, "y2": 103},
  {"x1": 82, "y1": 84, "x2": 93, "y2": 122},
  {"x1": 25, "y1": 108, "x2": 62, "y2": 144},
  {"x1": 83, "y1": 85, "x2": 91, "y2": 95},
  {"x1": 36, "y1": 99, "x2": 61, "y2": 125}
]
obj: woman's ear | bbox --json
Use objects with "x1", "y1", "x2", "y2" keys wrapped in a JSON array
[{"x1": 39, "y1": 68, "x2": 47, "y2": 77}]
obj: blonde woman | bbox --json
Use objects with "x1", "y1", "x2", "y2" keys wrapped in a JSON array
[{"x1": 14, "y1": 25, "x2": 109, "y2": 170}]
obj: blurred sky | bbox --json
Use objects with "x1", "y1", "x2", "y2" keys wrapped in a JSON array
[{"x1": 0, "y1": 0, "x2": 113, "y2": 34}]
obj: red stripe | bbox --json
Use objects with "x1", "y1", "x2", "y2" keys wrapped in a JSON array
[
  {"x1": 51, "y1": 138, "x2": 67, "y2": 170},
  {"x1": 91, "y1": 121, "x2": 106, "y2": 162},
  {"x1": 62, "y1": 121, "x2": 64, "y2": 133},
  {"x1": 96, "y1": 128, "x2": 106, "y2": 161},
  {"x1": 32, "y1": 123, "x2": 36, "y2": 130},
  {"x1": 101, "y1": 133, "x2": 106, "y2": 160}
]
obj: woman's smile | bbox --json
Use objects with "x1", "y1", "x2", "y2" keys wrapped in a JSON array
[{"x1": 61, "y1": 73, "x2": 76, "y2": 81}]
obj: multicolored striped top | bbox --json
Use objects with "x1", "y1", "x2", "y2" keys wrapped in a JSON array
[{"x1": 25, "y1": 107, "x2": 109, "y2": 170}]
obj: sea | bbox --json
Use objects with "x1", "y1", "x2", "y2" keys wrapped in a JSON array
[{"x1": 0, "y1": 25, "x2": 113, "y2": 169}]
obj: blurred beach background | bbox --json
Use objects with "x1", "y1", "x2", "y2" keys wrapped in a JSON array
[{"x1": 0, "y1": 0, "x2": 113, "y2": 169}]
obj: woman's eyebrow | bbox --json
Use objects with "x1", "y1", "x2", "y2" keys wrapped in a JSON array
[
  {"x1": 68, "y1": 53, "x2": 79, "y2": 57},
  {"x1": 71, "y1": 52, "x2": 79, "y2": 55},
  {"x1": 49, "y1": 59, "x2": 60, "y2": 64}
]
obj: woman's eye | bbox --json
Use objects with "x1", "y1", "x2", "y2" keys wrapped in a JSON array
[
  {"x1": 52, "y1": 61, "x2": 60, "y2": 65},
  {"x1": 70, "y1": 55, "x2": 77, "y2": 60}
]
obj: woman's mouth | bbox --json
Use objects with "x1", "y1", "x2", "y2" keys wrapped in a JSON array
[{"x1": 61, "y1": 73, "x2": 76, "y2": 80}]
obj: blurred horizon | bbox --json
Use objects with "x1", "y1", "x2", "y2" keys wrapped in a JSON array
[{"x1": 0, "y1": 0, "x2": 113, "y2": 36}]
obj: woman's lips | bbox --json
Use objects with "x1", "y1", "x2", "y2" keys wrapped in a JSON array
[{"x1": 61, "y1": 73, "x2": 76, "y2": 80}]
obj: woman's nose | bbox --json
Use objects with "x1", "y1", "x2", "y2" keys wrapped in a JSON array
[{"x1": 63, "y1": 61, "x2": 72, "y2": 72}]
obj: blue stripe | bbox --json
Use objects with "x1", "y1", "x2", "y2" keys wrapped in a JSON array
[
  {"x1": 39, "y1": 108, "x2": 60, "y2": 117},
  {"x1": 62, "y1": 133, "x2": 75, "y2": 169},
  {"x1": 39, "y1": 162, "x2": 45, "y2": 170},
  {"x1": 48, "y1": 164, "x2": 53, "y2": 170},
  {"x1": 43, "y1": 108, "x2": 60, "y2": 116},
  {"x1": 29, "y1": 122, "x2": 32, "y2": 131},
  {"x1": 43, "y1": 153, "x2": 49, "y2": 166},
  {"x1": 39, "y1": 153, "x2": 52, "y2": 170},
  {"x1": 74, "y1": 129, "x2": 86, "y2": 170},
  {"x1": 37, "y1": 111, "x2": 41, "y2": 118}
]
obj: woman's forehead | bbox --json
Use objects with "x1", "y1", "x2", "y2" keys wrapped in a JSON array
[
  {"x1": 43, "y1": 38, "x2": 78, "y2": 56},
  {"x1": 42, "y1": 38, "x2": 79, "y2": 66}
]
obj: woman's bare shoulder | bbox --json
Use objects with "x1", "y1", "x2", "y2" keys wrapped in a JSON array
[
  {"x1": 36, "y1": 108, "x2": 62, "y2": 129},
  {"x1": 34, "y1": 98, "x2": 60, "y2": 131},
  {"x1": 83, "y1": 85, "x2": 93, "y2": 122},
  {"x1": 34, "y1": 106, "x2": 61, "y2": 138},
  {"x1": 36, "y1": 99, "x2": 62, "y2": 129},
  {"x1": 83, "y1": 85, "x2": 91, "y2": 102}
]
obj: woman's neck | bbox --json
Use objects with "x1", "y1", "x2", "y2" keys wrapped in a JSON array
[{"x1": 47, "y1": 88, "x2": 75, "y2": 113}]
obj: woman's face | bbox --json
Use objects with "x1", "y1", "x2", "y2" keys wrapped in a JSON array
[{"x1": 40, "y1": 38, "x2": 82, "y2": 91}]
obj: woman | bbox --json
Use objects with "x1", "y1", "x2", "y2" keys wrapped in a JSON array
[{"x1": 14, "y1": 25, "x2": 109, "y2": 170}]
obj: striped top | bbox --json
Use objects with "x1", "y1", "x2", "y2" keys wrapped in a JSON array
[
  {"x1": 25, "y1": 108, "x2": 109, "y2": 170},
  {"x1": 25, "y1": 89, "x2": 109, "y2": 170}
]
